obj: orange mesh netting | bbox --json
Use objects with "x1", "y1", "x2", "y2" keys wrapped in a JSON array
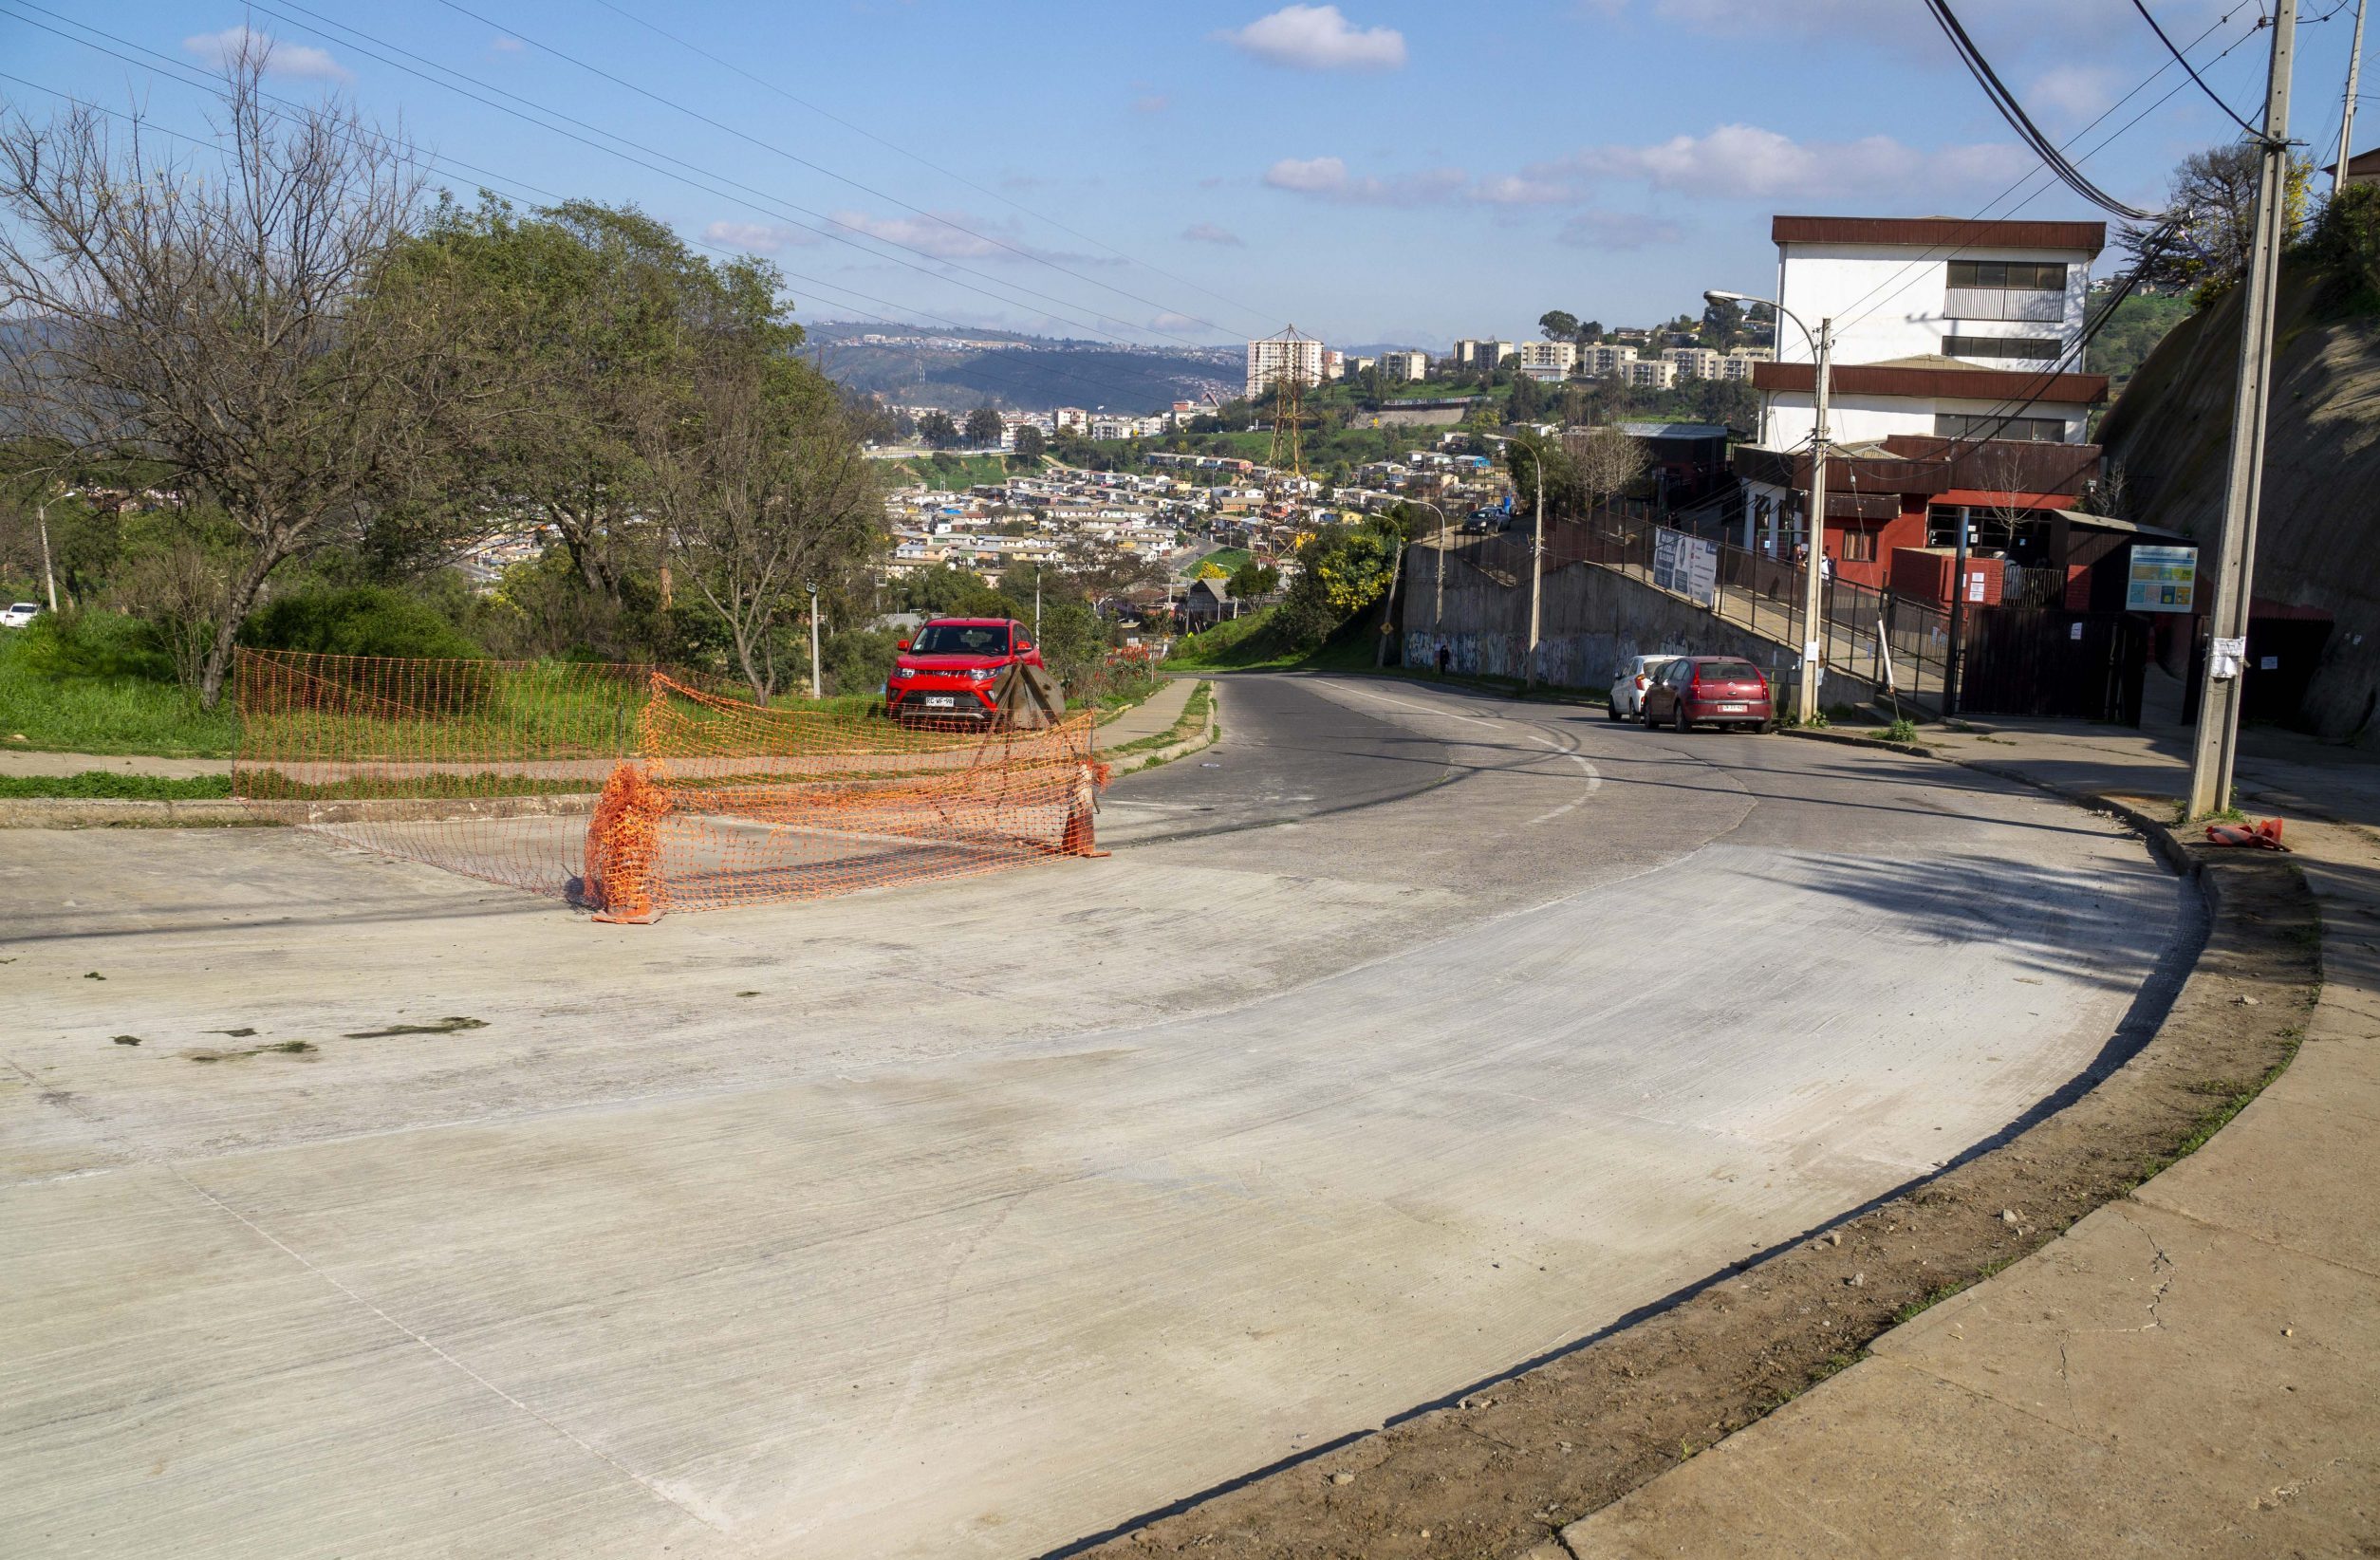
[{"x1": 233, "y1": 651, "x2": 1108, "y2": 919}]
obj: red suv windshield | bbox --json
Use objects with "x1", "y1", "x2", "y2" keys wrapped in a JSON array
[{"x1": 911, "y1": 624, "x2": 1010, "y2": 657}]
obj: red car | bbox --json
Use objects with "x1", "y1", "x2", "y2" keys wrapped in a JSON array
[
  {"x1": 885, "y1": 616, "x2": 1044, "y2": 723},
  {"x1": 1639, "y1": 655, "x2": 1773, "y2": 733}
]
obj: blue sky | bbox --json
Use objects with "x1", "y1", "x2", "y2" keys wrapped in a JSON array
[{"x1": 3, "y1": 2, "x2": 2369, "y2": 350}]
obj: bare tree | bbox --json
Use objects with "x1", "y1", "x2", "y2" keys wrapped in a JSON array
[
  {"x1": 1565, "y1": 426, "x2": 1650, "y2": 506},
  {"x1": 0, "y1": 44, "x2": 475, "y2": 706},
  {"x1": 2118, "y1": 143, "x2": 2314, "y2": 291},
  {"x1": 646, "y1": 360, "x2": 881, "y2": 706}
]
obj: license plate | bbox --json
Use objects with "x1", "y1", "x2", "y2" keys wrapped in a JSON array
[
  {"x1": 1718, "y1": 702, "x2": 1748, "y2": 713},
  {"x1": 924, "y1": 696, "x2": 957, "y2": 708}
]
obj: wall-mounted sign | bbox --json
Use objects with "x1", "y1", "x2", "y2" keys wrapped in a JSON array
[
  {"x1": 1966, "y1": 570, "x2": 1988, "y2": 603},
  {"x1": 1653, "y1": 526, "x2": 1719, "y2": 607},
  {"x1": 2126, "y1": 544, "x2": 2198, "y2": 613}
]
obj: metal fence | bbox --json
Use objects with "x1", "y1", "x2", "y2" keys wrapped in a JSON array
[{"x1": 1427, "y1": 501, "x2": 1953, "y2": 715}]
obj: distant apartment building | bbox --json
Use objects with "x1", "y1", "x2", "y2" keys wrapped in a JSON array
[
  {"x1": 1578, "y1": 343, "x2": 1639, "y2": 378},
  {"x1": 1625, "y1": 358, "x2": 1678, "y2": 390},
  {"x1": 1379, "y1": 349, "x2": 1429, "y2": 381},
  {"x1": 1518, "y1": 340, "x2": 1578, "y2": 375},
  {"x1": 1245, "y1": 334, "x2": 1328, "y2": 399},
  {"x1": 1321, "y1": 348, "x2": 1347, "y2": 381},
  {"x1": 1052, "y1": 406, "x2": 1091, "y2": 433},
  {"x1": 1475, "y1": 339, "x2": 1517, "y2": 367}
]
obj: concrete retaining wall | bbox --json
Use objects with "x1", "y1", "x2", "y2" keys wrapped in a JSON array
[{"x1": 1402, "y1": 547, "x2": 1881, "y2": 707}]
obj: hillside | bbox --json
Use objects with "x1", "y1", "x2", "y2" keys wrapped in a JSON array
[
  {"x1": 807, "y1": 322, "x2": 1236, "y2": 413},
  {"x1": 2096, "y1": 254, "x2": 2380, "y2": 741}
]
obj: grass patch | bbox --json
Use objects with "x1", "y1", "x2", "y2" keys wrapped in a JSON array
[
  {"x1": 0, "y1": 771, "x2": 234, "y2": 800},
  {"x1": 0, "y1": 622, "x2": 242, "y2": 756},
  {"x1": 1885, "y1": 717, "x2": 1921, "y2": 744},
  {"x1": 1184, "y1": 546, "x2": 1251, "y2": 579},
  {"x1": 2132, "y1": 1025, "x2": 2305, "y2": 1187}
]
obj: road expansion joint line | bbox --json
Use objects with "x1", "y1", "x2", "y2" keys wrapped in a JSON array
[{"x1": 0, "y1": 1050, "x2": 734, "y2": 1543}]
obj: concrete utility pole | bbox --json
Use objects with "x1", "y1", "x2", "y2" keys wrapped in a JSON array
[
  {"x1": 38, "y1": 498, "x2": 59, "y2": 612},
  {"x1": 806, "y1": 582, "x2": 822, "y2": 701},
  {"x1": 1800, "y1": 319, "x2": 1832, "y2": 725},
  {"x1": 1485, "y1": 434, "x2": 1545, "y2": 691},
  {"x1": 2189, "y1": 0, "x2": 2297, "y2": 819},
  {"x1": 2338, "y1": 0, "x2": 2367, "y2": 197},
  {"x1": 1945, "y1": 503, "x2": 1974, "y2": 716}
]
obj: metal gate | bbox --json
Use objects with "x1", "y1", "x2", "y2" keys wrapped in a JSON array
[{"x1": 1960, "y1": 608, "x2": 2149, "y2": 725}]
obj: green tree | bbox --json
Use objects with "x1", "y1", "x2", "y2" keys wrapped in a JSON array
[
  {"x1": 918, "y1": 410, "x2": 959, "y2": 449},
  {"x1": 1225, "y1": 560, "x2": 1280, "y2": 600},
  {"x1": 1699, "y1": 296, "x2": 1744, "y2": 350},
  {"x1": 1010, "y1": 423, "x2": 1048, "y2": 465},
  {"x1": 1538, "y1": 309, "x2": 1580, "y2": 342},
  {"x1": 963, "y1": 405, "x2": 1005, "y2": 447}
]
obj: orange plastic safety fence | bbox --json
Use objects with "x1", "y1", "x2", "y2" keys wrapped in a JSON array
[{"x1": 233, "y1": 651, "x2": 1107, "y2": 919}]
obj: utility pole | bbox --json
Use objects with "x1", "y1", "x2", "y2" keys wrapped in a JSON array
[
  {"x1": 806, "y1": 582, "x2": 822, "y2": 700},
  {"x1": 2189, "y1": 0, "x2": 2297, "y2": 819},
  {"x1": 1526, "y1": 444, "x2": 1544, "y2": 693},
  {"x1": 38, "y1": 498, "x2": 58, "y2": 613},
  {"x1": 2337, "y1": 0, "x2": 2367, "y2": 196},
  {"x1": 1944, "y1": 503, "x2": 1973, "y2": 716},
  {"x1": 1797, "y1": 319, "x2": 1833, "y2": 724}
]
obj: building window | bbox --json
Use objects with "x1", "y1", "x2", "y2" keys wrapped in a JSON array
[
  {"x1": 1946, "y1": 259, "x2": 2069, "y2": 290},
  {"x1": 1838, "y1": 529, "x2": 1876, "y2": 563},
  {"x1": 1943, "y1": 334, "x2": 2062, "y2": 361},
  {"x1": 1933, "y1": 413, "x2": 2071, "y2": 442}
]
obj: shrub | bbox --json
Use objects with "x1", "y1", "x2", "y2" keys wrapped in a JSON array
[
  {"x1": 240, "y1": 585, "x2": 485, "y2": 661},
  {"x1": 13, "y1": 609, "x2": 176, "y2": 684}
]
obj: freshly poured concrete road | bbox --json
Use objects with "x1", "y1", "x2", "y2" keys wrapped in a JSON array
[{"x1": 0, "y1": 676, "x2": 2190, "y2": 1559}]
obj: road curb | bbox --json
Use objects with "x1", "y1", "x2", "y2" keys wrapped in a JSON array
[
  {"x1": 1101, "y1": 682, "x2": 1219, "y2": 773},
  {"x1": 0, "y1": 797, "x2": 270, "y2": 828}
]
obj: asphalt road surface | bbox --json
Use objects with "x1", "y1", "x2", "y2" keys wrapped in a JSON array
[{"x1": 1, "y1": 674, "x2": 2192, "y2": 1559}]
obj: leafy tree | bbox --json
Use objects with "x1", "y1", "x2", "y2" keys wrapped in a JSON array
[
  {"x1": 962, "y1": 405, "x2": 1005, "y2": 447},
  {"x1": 1010, "y1": 423, "x2": 1047, "y2": 465},
  {"x1": 1537, "y1": 309, "x2": 1580, "y2": 342},
  {"x1": 918, "y1": 410, "x2": 960, "y2": 448},
  {"x1": 1577, "y1": 319, "x2": 1606, "y2": 344},
  {"x1": 1225, "y1": 560, "x2": 1280, "y2": 600},
  {"x1": 1699, "y1": 296, "x2": 1744, "y2": 350},
  {"x1": 0, "y1": 45, "x2": 482, "y2": 708},
  {"x1": 2120, "y1": 143, "x2": 2315, "y2": 295}
]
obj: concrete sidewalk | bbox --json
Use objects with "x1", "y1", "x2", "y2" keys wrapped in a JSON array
[
  {"x1": 1563, "y1": 714, "x2": 2380, "y2": 1558},
  {"x1": 1094, "y1": 673, "x2": 1202, "y2": 750}
]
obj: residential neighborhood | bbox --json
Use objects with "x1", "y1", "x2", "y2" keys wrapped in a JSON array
[{"x1": 3, "y1": 5, "x2": 2374, "y2": 1560}]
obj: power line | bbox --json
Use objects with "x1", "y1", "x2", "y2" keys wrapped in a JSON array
[
  {"x1": 1923, "y1": 0, "x2": 2166, "y2": 219},
  {"x1": 424, "y1": 0, "x2": 1255, "y2": 342},
  {"x1": 241, "y1": 0, "x2": 1214, "y2": 350},
  {"x1": 0, "y1": 33, "x2": 1224, "y2": 412},
  {"x1": 2129, "y1": 0, "x2": 2272, "y2": 139},
  {"x1": 586, "y1": 0, "x2": 1274, "y2": 333},
  {"x1": 1830, "y1": 7, "x2": 2265, "y2": 338}
]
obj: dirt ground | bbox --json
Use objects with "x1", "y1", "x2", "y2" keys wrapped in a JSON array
[{"x1": 1067, "y1": 821, "x2": 2320, "y2": 1560}]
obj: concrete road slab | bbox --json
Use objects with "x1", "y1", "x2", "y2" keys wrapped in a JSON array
[{"x1": 1, "y1": 675, "x2": 2190, "y2": 1558}]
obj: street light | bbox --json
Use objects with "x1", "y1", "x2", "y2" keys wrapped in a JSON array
[
  {"x1": 805, "y1": 580, "x2": 822, "y2": 700},
  {"x1": 1481, "y1": 433, "x2": 1544, "y2": 693},
  {"x1": 1403, "y1": 496, "x2": 1453, "y2": 639},
  {"x1": 1707, "y1": 288, "x2": 1832, "y2": 724}
]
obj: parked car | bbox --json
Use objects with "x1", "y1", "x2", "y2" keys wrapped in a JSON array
[
  {"x1": 1460, "y1": 509, "x2": 1496, "y2": 534},
  {"x1": 0, "y1": 602, "x2": 40, "y2": 629},
  {"x1": 1640, "y1": 655, "x2": 1773, "y2": 733},
  {"x1": 1607, "y1": 654, "x2": 1679, "y2": 722},
  {"x1": 885, "y1": 616, "x2": 1044, "y2": 723}
]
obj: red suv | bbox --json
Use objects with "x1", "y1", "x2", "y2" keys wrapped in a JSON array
[
  {"x1": 886, "y1": 617, "x2": 1043, "y2": 722},
  {"x1": 1639, "y1": 656, "x2": 1773, "y2": 733}
]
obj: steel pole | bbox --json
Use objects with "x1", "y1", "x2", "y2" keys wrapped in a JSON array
[
  {"x1": 38, "y1": 499, "x2": 58, "y2": 612},
  {"x1": 1526, "y1": 449, "x2": 1544, "y2": 693},
  {"x1": 1798, "y1": 320, "x2": 1831, "y2": 723},
  {"x1": 808, "y1": 585, "x2": 822, "y2": 700},
  {"x1": 2189, "y1": 0, "x2": 2297, "y2": 818}
]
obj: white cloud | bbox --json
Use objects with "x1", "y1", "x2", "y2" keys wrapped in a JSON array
[
  {"x1": 2027, "y1": 65, "x2": 2119, "y2": 121},
  {"x1": 1263, "y1": 155, "x2": 1468, "y2": 205},
  {"x1": 1470, "y1": 174, "x2": 1577, "y2": 206},
  {"x1": 832, "y1": 209, "x2": 1009, "y2": 260},
  {"x1": 1555, "y1": 209, "x2": 1686, "y2": 251},
  {"x1": 491, "y1": 36, "x2": 525, "y2": 54},
  {"x1": 1133, "y1": 93, "x2": 1169, "y2": 113},
  {"x1": 1218, "y1": 5, "x2": 1406, "y2": 71},
  {"x1": 1181, "y1": 222, "x2": 1245, "y2": 246},
  {"x1": 1539, "y1": 123, "x2": 2030, "y2": 201},
  {"x1": 183, "y1": 25, "x2": 352, "y2": 82},
  {"x1": 704, "y1": 221, "x2": 821, "y2": 253}
]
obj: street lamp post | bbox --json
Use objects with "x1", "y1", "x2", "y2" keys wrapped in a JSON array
[
  {"x1": 1709, "y1": 289, "x2": 1831, "y2": 724},
  {"x1": 805, "y1": 581, "x2": 822, "y2": 700},
  {"x1": 1483, "y1": 434, "x2": 1545, "y2": 693},
  {"x1": 1404, "y1": 497, "x2": 1452, "y2": 636}
]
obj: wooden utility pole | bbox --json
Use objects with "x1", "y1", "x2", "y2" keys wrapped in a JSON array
[{"x1": 2188, "y1": 0, "x2": 2297, "y2": 818}]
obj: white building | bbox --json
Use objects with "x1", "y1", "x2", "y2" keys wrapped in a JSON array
[
  {"x1": 1321, "y1": 348, "x2": 1346, "y2": 381},
  {"x1": 1246, "y1": 334, "x2": 1327, "y2": 400},
  {"x1": 1379, "y1": 349, "x2": 1429, "y2": 381},
  {"x1": 1519, "y1": 340, "x2": 1578, "y2": 375},
  {"x1": 1624, "y1": 358, "x2": 1678, "y2": 390},
  {"x1": 1755, "y1": 214, "x2": 2104, "y2": 450},
  {"x1": 1475, "y1": 339, "x2": 1517, "y2": 367},
  {"x1": 1578, "y1": 343, "x2": 1638, "y2": 378}
]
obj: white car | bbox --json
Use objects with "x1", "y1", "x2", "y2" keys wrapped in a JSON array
[
  {"x1": 1608, "y1": 654, "x2": 1679, "y2": 721},
  {"x1": 0, "y1": 603, "x2": 40, "y2": 629}
]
